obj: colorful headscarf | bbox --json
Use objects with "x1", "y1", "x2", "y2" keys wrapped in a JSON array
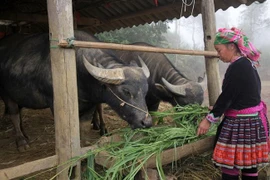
[{"x1": 214, "y1": 27, "x2": 261, "y2": 61}]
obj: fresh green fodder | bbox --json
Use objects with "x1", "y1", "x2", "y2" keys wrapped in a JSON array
[{"x1": 25, "y1": 104, "x2": 218, "y2": 180}]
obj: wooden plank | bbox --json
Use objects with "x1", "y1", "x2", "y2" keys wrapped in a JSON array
[
  {"x1": 0, "y1": 155, "x2": 57, "y2": 180},
  {"x1": 0, "y1": 12, "x2": 48, "y2": 23},
  {"x1": 144, "y1": 136, "x2": 215, "y2": 168},
  {"x1": 46, "y1": 0, "x2": 81, "y2": 179},
  {"x1": 59, "y1": 40, "x2": 218, "y2": 57},
  {"x1": 109, "y1": 2, "x2": 190, "y2": 22},
  {"x1": 0, "y1": 144, "x2": 97, "y2": 180},
  {"x1": 95, "y1": 134, "x2": 127, "y2": 169},
  {"x1": 237, "y1": 0, "x2": 248, "y2": 3},
  {"x1": 201, "y1": 0, "x2": 221, "y2": 105},
  {"x1": 266, "y1": 166, "x2": 270, "y2": 180},
  {"x1": 81, "y1": 145, "x2": 98, "y2": 155},
  {"x1": 0, "y1": 12, "x2": 101, "y2": 26},
  {"x1": 95, "y1": 135, "x2": 215, "y2": 169}
]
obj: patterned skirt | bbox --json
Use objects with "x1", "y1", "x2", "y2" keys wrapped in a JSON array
[{"x1": 212, "y1": 115, "x2": 269, "y2": 169}]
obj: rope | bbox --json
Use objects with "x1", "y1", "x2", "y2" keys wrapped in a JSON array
[
  {"x1": 50, "y1": 37, "x2": 76, "y2": 48},
  {"x1": 180, "y1": 0, "x2": 196, "y2": 18},
  {"x1": 66, "y1": 37, "x2": 76, "y2": 48},
  {"x1": 108, "y1": 87, "x2": 149, "y2": 117},
  {"x1": 181, "y1": 0, "x2": 195, "y2": 6},
  {"x1": 50, "y1": 38, "x2": 59, "y2": 49},
  {"x1": 173, "y1": 97, "x2": 180, "y2": 107}
]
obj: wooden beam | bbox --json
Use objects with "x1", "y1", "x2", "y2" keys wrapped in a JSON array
[
  {"x1": 47, "y1": 0, "x2": 81, "y2": 179},
  {"x1": 0, "y1": 155, "x2": 58, "y2": 180},
  {"x1": 59, "y1": 40, "x2": 218, "y2": 57},
  {"x1": 0, "y1": 144, "x2": 97, "y2": 180},
  {"x1": 81, "y1": 145, "x2": 98, "y2": 155},
  {"x1": 201, "y1": 0, "x2": 221, "y2": 106},
  {"x1": 77, "y1": 16, "x2": 103, "y2": 26},
  {"x1": 100, "y1": 2, "x2": 185, "y2": 22},
  {"x1": 0, "y1": 12, "x2": 48, "y2": 23},
  {"x1": 237, "y1": 0, "x2": 248, "y2": 4},
  {"x1": 77, "y1": 1, "x2": 193, "y2": 29},
  {"x1": 0, "y1": 12, "x2": 102, "y2": 26},
  {"x1": 95, "y1": 135, "x2": 215, "y2": 169},
  {"x1": 143, "y1": 136, "x2": 215, "y2": 168}
]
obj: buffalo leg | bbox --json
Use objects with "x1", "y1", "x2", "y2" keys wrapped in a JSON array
[
  {"x1": 1, "y1": 95, "x2": 29, "y2": 151},
  {"x1": 92, "y1": 104, "x2": 107, "y2": 136},
  {"x1": 0, "y1": 96, "x2": 13, "y2": 130},
  {"x1": 96, "y1": 104, "x2": 107, "y2": 136},
  {"x1": 92, "y1": 107, "x2": 100, "y2": 130}
]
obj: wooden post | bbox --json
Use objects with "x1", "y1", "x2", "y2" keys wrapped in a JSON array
[
  {"x1": 201, "y1": 0, "x2": 221, "y2": 106},
  {"x1": 47, "y1": 1, "x2": 81, "y2": 179},
  {"x1": 266, "y1": 167, "x2": 270, "y2": 180}
]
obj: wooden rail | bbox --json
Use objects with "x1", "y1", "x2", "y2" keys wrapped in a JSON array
[
  {"x1": 95, "y1": 135, "x2": 215, "y2": 169},
  {"x1": 0, "y1": 156, "x2": 58, "y2": 180},
  {"x1": 58, "y1": 40, "x2": 219, "y2": 57},
  {"x1": 0, "y1": 145, "x2": 97, "y2": 180}
]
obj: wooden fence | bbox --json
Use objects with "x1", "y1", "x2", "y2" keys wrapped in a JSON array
[{"x1": 0, "y1": 0, "x2": 222, "y2": 179}]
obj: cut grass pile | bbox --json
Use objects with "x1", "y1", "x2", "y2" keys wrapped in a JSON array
[
  {"x1": 81, "y1": 104, "x2": 218, "y2": 179},
  {"x1": 26, "y1": 104, "x2": 219, "y2": 180}
]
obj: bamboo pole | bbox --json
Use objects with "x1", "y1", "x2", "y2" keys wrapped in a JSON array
[{"x1": 58, "y1": 40, "x2": 218, "y2": 57}]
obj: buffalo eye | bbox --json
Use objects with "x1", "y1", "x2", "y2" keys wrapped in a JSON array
[{"x1": 123, "y1": 88, "x2": 132, "y2": 97}]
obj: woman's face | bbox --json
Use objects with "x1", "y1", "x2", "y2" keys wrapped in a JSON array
[{"x1": 214, "y1": 44, "x2": 234, "y2": 63}]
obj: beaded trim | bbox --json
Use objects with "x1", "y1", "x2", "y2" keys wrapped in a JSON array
[{"x1": 206, "y1": 113, "x2": 219, "y2": 123}]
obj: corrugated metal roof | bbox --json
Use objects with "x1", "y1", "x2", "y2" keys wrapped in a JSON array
[{"x1": 0, "y1": 0, "x2": 266, "y2": 34}]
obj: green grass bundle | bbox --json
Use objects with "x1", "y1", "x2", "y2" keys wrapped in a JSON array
[
  {"x1": 28, "y1": 104, "x2": 218, "y2": 180},
  {"x1": 81, "y1": 104, "x2": 218, "y2": 180},
  {"x1": 151, "y1": 104, "x2": 209, "y2": 126}
]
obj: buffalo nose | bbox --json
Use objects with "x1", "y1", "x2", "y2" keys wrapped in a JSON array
[{"x1": 142, "y1": 114, "x2": 152, "y2": 128}]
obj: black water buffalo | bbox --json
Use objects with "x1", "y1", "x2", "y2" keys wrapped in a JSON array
[
  {"x1": 116, "y1": 42, "x2": 204, "y2": 111},
  {"x1": 92, "y1": 42, "x2": 204, "y2": 134},
  {"x1": 0, "y1": 31, "x2": 152, "y2": 151}
]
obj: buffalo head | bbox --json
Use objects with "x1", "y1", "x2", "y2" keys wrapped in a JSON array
[
  {"x1": 83, "y1": 55, "x2": 152, "y2": 129},
  {"x1": 155, "y1": 78, "x2": 204, "y2": 106}
]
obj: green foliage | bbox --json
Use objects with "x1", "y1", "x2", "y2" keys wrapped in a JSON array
[
  {"x1": 95, "y1": 21, "x2": 169, "y2": 46},
  {"x1": 151, "y1": 104, "x2": 209, "y2": 127}
]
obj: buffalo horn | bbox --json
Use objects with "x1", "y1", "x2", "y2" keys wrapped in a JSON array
[
  {"x1": 137, "y1": 56, "x2": 150, "y2": 78},
  {"x1": 83, "y1": 55, "x2": 125, "y2": 85},
  {"x1": 162, "y1": 77, "x2": 189, "y2": 96},
  {"x1": 197, "y1": 72, "x2": 206, "y2": 83}
]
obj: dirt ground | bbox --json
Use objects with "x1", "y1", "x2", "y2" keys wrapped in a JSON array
[{"x1": 0, "y1": 81, "x2": 270, "y2": 179}]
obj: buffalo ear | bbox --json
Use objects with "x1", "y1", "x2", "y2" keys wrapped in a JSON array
[
  {"x1": 129, "y1": 60, "x2": 138, "y2": 67},
  {"x1": 155, "y1": 83, "x2": 173, "y2": 98}
]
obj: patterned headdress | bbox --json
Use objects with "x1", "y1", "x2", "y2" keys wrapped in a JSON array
[{"x1": 214, "y1": 27, "x2": 260, "y2": 61}]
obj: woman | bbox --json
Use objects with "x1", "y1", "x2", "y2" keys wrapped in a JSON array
[{"x1": 197, "y1": 27, "x2": 269, "y2": 180}]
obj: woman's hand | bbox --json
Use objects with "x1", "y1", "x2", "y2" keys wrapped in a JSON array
[{"x1": 197, "y1": 118, "x2": 211, "y2": 136}]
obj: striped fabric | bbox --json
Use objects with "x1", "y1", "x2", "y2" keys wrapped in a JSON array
[
  {"x1": 212, "y1": 116, "x2": 269, "y2": 169},
  {"x1": 214, "y1": 27, "x2": 261, "y2": 62}
]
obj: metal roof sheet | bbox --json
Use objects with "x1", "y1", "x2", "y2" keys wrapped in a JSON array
[{"x1": 0, "y1": 0, "x2": 266, "y2": 34}]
